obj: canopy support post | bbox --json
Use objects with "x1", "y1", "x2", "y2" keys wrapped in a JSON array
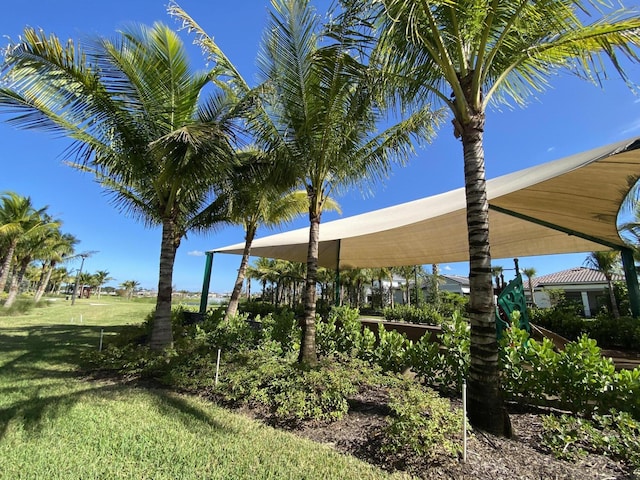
[
  {"x1": 621, "y1": 247, "x2": 640, "y2": 318},
  {"x1": 334, "y1": 240, "x2": 341, "y2": 307},
  {"x1": 199, "y1": 252, "x2": 214, "y2": 314}
]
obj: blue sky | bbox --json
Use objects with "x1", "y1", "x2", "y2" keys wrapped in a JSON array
[{"x1": 1, "y1": 1, "x2": 640, "y2": 293}]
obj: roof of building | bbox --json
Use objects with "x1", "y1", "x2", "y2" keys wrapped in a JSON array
[
  {"x1": 529, "y1": 267, "x2": 624, "y2": 287},
  {"x1": 442, "y1": 274, "x2": 470, "y2": 286}
]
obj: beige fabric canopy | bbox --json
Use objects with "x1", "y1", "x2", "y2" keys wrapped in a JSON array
[{"x1": 212, "y1": 137, "x2": 640, "y2": 269}]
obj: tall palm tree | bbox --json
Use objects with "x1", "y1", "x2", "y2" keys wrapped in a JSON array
[
  {"x1": 584, "y1": 251, "x2": 622, "y2": 318},
  {"x1": 258, "y1": 0, "x2": 440, "y2": 364},
  {"x1": 171, "y1": 0, "x2": 440, "y2": 365},
  {"x1": 0, "y1": 192, "x2": 53, "y2": 293},
  {"x1": 0, "y1": 24, "x2": 240, "y2": 349},
  {"x1": 522, "y1": 267, "x2": 537, "y2": 307},
  {"x1": 338, "y1": 0, "x2": 640, "y2": 435}
]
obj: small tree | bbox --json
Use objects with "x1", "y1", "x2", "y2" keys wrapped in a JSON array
[{"x1": 522, "y1": 267, "x2": 537, "y2": 307}]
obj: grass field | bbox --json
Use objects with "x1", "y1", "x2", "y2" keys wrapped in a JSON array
[{"x1": 0, "y1": 298, "x2": 410, "y2": 479}]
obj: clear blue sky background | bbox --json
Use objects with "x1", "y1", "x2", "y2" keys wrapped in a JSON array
[{"x1": 1, "y1": 1, "x2": 639, "y2": 293}]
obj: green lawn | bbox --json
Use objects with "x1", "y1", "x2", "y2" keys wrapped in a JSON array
[{"x1": 0, "y1": 299, "x2": 410, "y2": 479}]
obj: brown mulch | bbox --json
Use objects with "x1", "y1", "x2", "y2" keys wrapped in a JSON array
[{"x1": 233, "y1": 387, "x2": 637, "y2": 480}]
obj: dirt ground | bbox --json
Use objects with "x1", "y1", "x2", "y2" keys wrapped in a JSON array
[{"x1": 238, "y1": 388, "x2": 637, "y2": 480}]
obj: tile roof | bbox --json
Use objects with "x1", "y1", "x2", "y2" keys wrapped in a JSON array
[{"x1": 527, "y1": 267, "x2": 624, "y2": 288}]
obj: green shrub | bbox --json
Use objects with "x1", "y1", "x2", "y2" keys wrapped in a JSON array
[
  {"x1": 316, "y1": 306, "x2": 376, "y2": 361},
  {"x1": 374, "y1": 324, "x2": 412, "y2": 373},
  {"x1": 410, "y1": 311, "x2": 470, "y2": 394},
  {"x1": 0, "y1": 298, "x2": 49, "y2": 316},
  {"x1": 383, "y1": 304, "x2": 443, "y2": 325},
  {"x1": 383, "y1": 383, "x2": 463, "y2": 459},
  {"x1": 261, "y1": 310, "x2": 301, "y2": 354},
  {"x1": 500, "y1": 326, "x2": 640, "y2": 418},
  {"x1": 542, "y1": 411, "x2": 640, "y2": 470}
]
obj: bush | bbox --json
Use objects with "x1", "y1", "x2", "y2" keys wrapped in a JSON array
[
  {"x1": 410, "y1": 311, "x2": 470, "y2": 394},
  {"x1": 500, "y1": 326, "x2": 640, "y2": 418},
  {"x1": 542, "y1": 411, "x2": 640, "y2": 470},
  {"x1": 374, "y1": 324, "x2": 412, "y2": 373},
  {"x1": 316, "y1": 306, "x2": 376, "y2": 361},
  {"x1": 383, "y1": 304, "x2": 443, "y2": 325},
  {"x1": 383, "y1": 383, "x2": 463, "y2": 459}
]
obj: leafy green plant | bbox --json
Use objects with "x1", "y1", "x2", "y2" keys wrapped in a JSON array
[
  {"x1": 383, "y1": 304, "x2": 443, "y2": 325},
  {"x1": 542, "y1": 411, "x2": 640, "y2": 470},
  {"x1": 374, "y1": 324, "x2": 412, "y2": 373},
  {"x1": 383, "y1": 383, "x2": 463, "y2": 459}
]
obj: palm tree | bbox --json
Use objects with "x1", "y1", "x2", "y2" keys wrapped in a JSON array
[
  {"x1": 584, "y1": 251, "x2": 622, "y2": 318},
  {"x1": 93, "y1": 270, "x2": 114, "y2": 299},
  {"x1": 120, "y1": 280, "x2": 140, "y2": 300},
  {"x1": 171, "y1": 0, "x2": 440, "y2": 365},
  {"x1": 0, "y1": 192, "x2": 54, "y2": 294},
  {"x1": 0, "y1": 24, "x2": 240, "y2": 349},
  {"x1": 393, "y1": 265, "x2": 416, "y2": 306},
  {"x1": 522, "y1": 267, "x2": 537, "y2": 307},
  {"x1": 337, "y1": 0, "x2": 640, "y2": 435},
  {"x1": 33, "y1": 232, "x2": 78, "y2": 302},
  {"x1": 223, "y1": 148, "x2": 340, "y2": 320},
  {"x1": 4, "y1": 217, "x2": 61, "y2": 308}
]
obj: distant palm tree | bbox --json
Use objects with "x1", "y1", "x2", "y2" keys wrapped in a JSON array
[
  {"x1": 93, "y1": 270, "x2": 114, "y2": 299},
  {"x1": 4, "y1": 217, "x2": 61, "y2": 308},
  {"x1": 120, "y1": 280, "x2": 140, "y2": 301},
  {"x1": 0, "y1": 24, "x2": 240, "y2": 349},
  {"x1": 584, "y1": 251, "x2": 622, "y2": 318},
  {"x1": 0, "y1": 192, "x2": 55, "y2": 294},
  {"x1": 522, "y1": 267, "x2": 537, "y2": 307},
  {"x1": 33, "y1": 232, "x2": 78, "y2": 303}
]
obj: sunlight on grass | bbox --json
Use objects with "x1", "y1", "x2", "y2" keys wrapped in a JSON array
[{"x1": 0, "y1": 301, "x2": 410, "y2": 479}]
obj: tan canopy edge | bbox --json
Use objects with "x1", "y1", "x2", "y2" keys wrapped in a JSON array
[{"x1": 212, "y1": 137, "x2": 640, "y2": 269}]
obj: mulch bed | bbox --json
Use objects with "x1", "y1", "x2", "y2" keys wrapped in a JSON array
[{"x1": 233, "y1": 386, "x2": 637, "y2": 480}]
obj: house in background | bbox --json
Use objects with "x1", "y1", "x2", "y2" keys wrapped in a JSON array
[{"x1": 526, "y1": 267, "x2": 624, "y2": 318}]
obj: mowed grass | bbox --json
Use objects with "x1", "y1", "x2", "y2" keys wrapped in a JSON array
[{"x1": 0, "y1": 298, "x2": 410, "y2": 479}]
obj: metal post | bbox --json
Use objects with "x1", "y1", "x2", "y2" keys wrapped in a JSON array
[
  {"x1": 199, "y1": 252, "x2": 214, "y2": 314},
  {"x1": 334, "y1": 240, "x2": 341, "y2": 306},
  {"x1": 621, "y1": 247, "x2": 640, "y2": 318},
  {"x1": 70, "y1": 255, "x2": 87, "y2": 306}
]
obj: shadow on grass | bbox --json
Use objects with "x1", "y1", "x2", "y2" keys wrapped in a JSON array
[{"x1": 0, "y1": 323, "x2": 231, "y2": 441}]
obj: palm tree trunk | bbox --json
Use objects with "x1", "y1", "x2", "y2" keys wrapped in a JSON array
[
  {"x1": 461, "y1": 116, "x2": 512, "y2": 437},
  {"x1": 34, "y1": 260, "x2": 55, "y2": 303},
  {"x1": 607, "y1": 278, "x2": 620, "y2": 318},
  {"x1": 225, "y1": 225, "x2": 256, "y2": 321},
  {"x1": 0, "y1": 239, "x2": 18, "y2": 293},
  {"x1": 299, "y1": 208, "x2": 320, "y2": 365},
  {"x1": 149, "y1": 219, "x2": 178, "y2": 350},
  {"x1": 4, "y1": 258, "x2": 29, "y2": 308}
]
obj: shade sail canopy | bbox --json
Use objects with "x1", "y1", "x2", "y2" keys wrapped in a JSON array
[{"x1": 212, "y1": 137, "x2": 640, "y2": 269}]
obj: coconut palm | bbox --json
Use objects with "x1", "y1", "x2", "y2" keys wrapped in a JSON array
[
  {"x1": 171, "y1": 0, "x2": 440, "y2": 364},
  {"x1": 522, "y1": 267, "x2": 537, "y2": 307},
  {"x1": 120, "y1": 280, "x2": 140, "y2": 300},
  {"x1": 4, "y1": 217, "x2": 61, "y2": 308},
  {"x1": 93, "y1": 270, "x2": 114, "y2": 299},
  {"x1": 0, "y1": 192, "x2": 54, "y2": 294},
  {"x1": 33, "y1": 232, "x2": 78, "y2": 302},
  {"x1": 584, "y1": 251, "x2": 622, "y2": 318},
  {"x1": 337, "y1": 0, "x2": 640, "y2": 435},
  {"x1": 223, "y1": 148, "x2": 340, "y2": 320},
  {"x1": 0, "y1": 24, "x2": 241, "y2": 349}
]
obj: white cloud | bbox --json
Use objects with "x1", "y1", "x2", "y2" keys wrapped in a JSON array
[
  {"x1": 187, "y1": 250, "x2": 205, "y2": 257},
  {"x1": 546, "y1": 146, "x2": 556, "y2": 153},
  {"x1": 443, "y1": 265, "x2": 453, "y2": 271},
  {"x1": 620, "y1": 118, "x2": 640, "y2": 135}
]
